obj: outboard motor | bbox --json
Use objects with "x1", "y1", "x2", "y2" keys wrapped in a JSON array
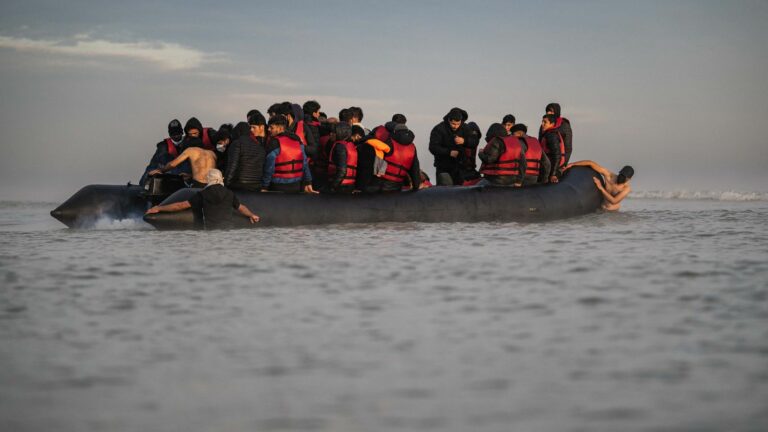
[{"x1": 141, "y1": 174, "x2": 187, "y2": 205}]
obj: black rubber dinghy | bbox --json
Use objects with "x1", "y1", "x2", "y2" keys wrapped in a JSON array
[
  {"x1": 51, "y1": 167, "x2": 602, "y2": 229},
  {"x1": 143, "y1": 167, "x2": 603, "y2": 229}
]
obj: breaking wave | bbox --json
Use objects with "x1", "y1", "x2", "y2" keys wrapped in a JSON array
[{"x1": 632, "y1": 190, "x2": 768, "y2": 202}]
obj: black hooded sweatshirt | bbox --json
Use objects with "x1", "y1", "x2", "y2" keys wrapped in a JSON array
[{"x1": 183, "y1": 117, "x2": 216, "y2": 151}]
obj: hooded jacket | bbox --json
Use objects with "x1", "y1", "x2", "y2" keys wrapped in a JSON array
[
  {"x1": 428, "y1": 108, "x2": 479, "y2": 179},
  {"x1": 184, "y1": 117, "x2": 216, "y2": 151}
]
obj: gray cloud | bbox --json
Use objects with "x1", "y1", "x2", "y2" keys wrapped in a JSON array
[{"x1": 0, "y1": 34, "x2": 208, "y2": 70}]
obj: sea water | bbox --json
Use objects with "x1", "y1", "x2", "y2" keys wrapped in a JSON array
[{"x1": 1, "y1": 195, "x2": 767, "y2": 432}]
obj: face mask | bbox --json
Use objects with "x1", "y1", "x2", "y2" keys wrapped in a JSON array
[
  {"x1": 171, "y1": 136, "x2": 183, "y2": 146},
  {"x1": 216, "y1": 143, "x2": 226, "y2": 152}
]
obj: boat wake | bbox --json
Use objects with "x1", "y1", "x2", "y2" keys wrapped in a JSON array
[{"x1": 632, "y1": 190, "x2": 768, "y2": 202}]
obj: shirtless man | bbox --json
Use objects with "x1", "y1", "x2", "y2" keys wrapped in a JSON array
[
  {"x1": 565, "y1": 160, "x2": 634, "y2": 211},
  {"x1": 149, "y1": 146, "x2": 217, "y2": 188}
]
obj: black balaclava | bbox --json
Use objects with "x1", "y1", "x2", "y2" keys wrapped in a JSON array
[{"x1": 168, "y1": 119, "x2": 183, "y2": 137}]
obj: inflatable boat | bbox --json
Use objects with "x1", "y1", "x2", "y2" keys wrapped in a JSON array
[{"x1": 51, "y1": 167, "x2": 603, "y2": 229}]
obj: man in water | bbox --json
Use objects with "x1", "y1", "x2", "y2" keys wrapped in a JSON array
[
  {"x1": 566, "y1": 161, "x2": 634, "y2": 211},
  {"x1": 148, "y1": 139, "x2": 217, "y2": 188},
  {"x1": 145, "y1": 169, "x2": 260, "y2": 229}
]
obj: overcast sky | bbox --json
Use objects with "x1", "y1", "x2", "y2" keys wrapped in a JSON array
[{"x1": 1, "y1": 0, "x2": 767, "y2": 201}]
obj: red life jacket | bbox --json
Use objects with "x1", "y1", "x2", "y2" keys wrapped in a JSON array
[
  {"x1": 327, "y1": 140, "x2": 358, "y2": 186},
  {"x1": 201, "y1": 127, "x2": 213, "y2": 151},
  {"x1": 542, "y1": 128, "x2": 566, "y2": 168},
  {"x1": 523, "y1": 136, "x2": 543, "y2": 177},
  {"x1": 273, "y1": 135, "x2": 305, "y2": 181},
  {"x1": 381, "y1": 139, "x2": 416, "y2": 184},
  {"x1": 165, "y1": 138, "x2": 179, "y2": 158},
  {"x1": 373, "y1": 125, "x2": 390, "y2": 142},
  {"x1": 294, "y1": 120, "x2": 307, "y2": 145},
  {"x1": 480, "y1": 136, "x2": 524, "y2": 177}
]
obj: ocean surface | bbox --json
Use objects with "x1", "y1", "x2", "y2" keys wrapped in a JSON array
[{"x1": 1, "y1": 194, "x2": 767, "y2": 432}]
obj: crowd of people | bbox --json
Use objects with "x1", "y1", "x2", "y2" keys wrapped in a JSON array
[
  {"x1": 140, "y1": 101, "x2": 577, "y2": 193},
  {"x1": 142, "y1": 101, "x2": 633, "y2": 227}
]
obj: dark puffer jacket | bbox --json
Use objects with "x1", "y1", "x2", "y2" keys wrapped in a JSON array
[
  {"x1": 428, "y1": 108, "x2": 479, "y2": 184},
  {"x1": 225, "y1": 126, "x2": 266, "y2": 191}
]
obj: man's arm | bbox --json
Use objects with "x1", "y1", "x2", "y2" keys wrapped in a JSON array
[
  {"x1": 593, "y1": 178, "x2": 631, "y2": 204},
  {"x1": 237, "y1": 204, "x2": 260, "y2": 223},
  {"x1": 479, "y1": 139, "x2": 501, "y2": 164},
  {"x1": 162, "y1": 149, "x2": 191, "y2": 171},
  {"x1": 407, "y1": 151, "x2": 421, "y2": 192},
  {"x1": 543, "y1": 133, "x2": 561, "y2": 180},
  {"x1": 140, "y1": 144, "x2": 166, "y2": 185},
  {"x1": 300, "y1": 148, "x2": 314, "y2": 188},
  {"x1": 148, "y1": 148, "x2": 191, "y2": 175},
  {"x1": 145, "y1": 200, "x2": 191, "y2": 214},
  {"x1": 566, "y1": 160, "x2": 611, "y2": 178},
  {"x1": 225, "y1": 141, "x2": 241, "y2": 184},
  {"x1": 329, "y1": 144, "x2": 347, "y2": 189},
  {"x1": 262, "y1": 147, "x2": 279, "y2": 190},
  {"x1": 303, "y1": 122, "x2": 319, "y2": 160},
  {"x1": 428, "y1": 126, "x2": 451, "y2": 157},
  {"x1": 561, "y1": 120, "x2": 573, "y2": 165},
  {"x1": 539, "y1": 153, "x2": 551, "y2": 183},
  {"x1": 515, "y1": 141, "x2": 526, "y2": 186}
]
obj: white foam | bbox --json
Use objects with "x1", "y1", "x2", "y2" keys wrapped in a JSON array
[
  {"x1": 92, "y1": 217, "x2": 152, "y2": 230},
  {"x1": 632, "y1": 190, "x2": 768, "y2": 202}
]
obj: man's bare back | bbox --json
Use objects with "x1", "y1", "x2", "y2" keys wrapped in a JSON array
[
  {"x1": 565, "y1": 160, "x2": 633, "y2": 211},
  {"x1": 150, "y1": 147, "x2": 217, "y2": 185}
]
